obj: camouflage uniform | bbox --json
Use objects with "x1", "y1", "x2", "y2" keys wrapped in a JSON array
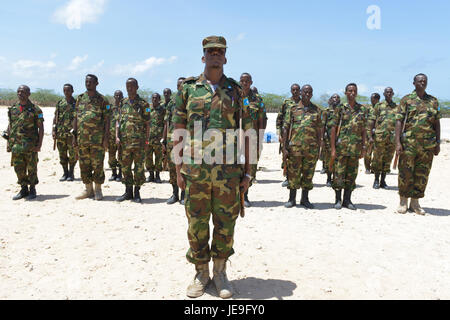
[
  {"x1": 118, "y1": 95, "x2": 150, "y2": 187},
  {"x1": 146, "y1": 103, "x2": 166, "y2": 172},
  {"x1": 277, "y1": 98, "x2": 298, "y2": 172},
  {"x1": 164, "y1": 98, "x2": 177, "y2": 185},
  {"x1": 7, "y1": 101, "x2": 44, "y2": 186},
  {"x1": 368, "y1": 101, "x2": 397, "y2": 174},
  {"x1": 396, "y1": 90, "x2": 440, "y2": 199},
  {"x1": 283, "y1": 102, "x2": 322, "y2": 190},
  {"x1": 364, "y1": 104, "x2": 375, "y2": 171},
  {"x1": 173, "y1": 73, "x2": 245, "y2": 265},
  {"x1": 330, "y1": 103, "x2": 366, "y2": 191},
  {"x1": 108, "y1": 104, "x2": 122, "y2": 170},
  {"x1": 75, "y1": 91, "x2": 110, "y2": 185},
  {"x1": 321, "y1": 106, "x2": 335, "y2": 174},
  {"x1": 54, "y1": 98, "x2": 77, "y2": 167}
]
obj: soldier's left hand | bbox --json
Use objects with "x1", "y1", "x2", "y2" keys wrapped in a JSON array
[
  {"x1": 434, "y1": 144, "x2": 440, "y2": 156},
  {"x1": 360, "y1": 149, "x2": 366, "y2": 159},
  {"x1": 34, "y1": 145, "x2": 41, "y2": 152},
  {"x1": 240, "y1": 175, "x2": 250, "y2": 194},
  {"x1": 102, "y1": 138, "x2": 109, "y2": 150}
]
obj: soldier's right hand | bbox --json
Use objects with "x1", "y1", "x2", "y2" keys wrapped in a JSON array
[
  {"x1": 72, "y1": 136, "x2": 78, "y2": 148},
  {"x1": 177, "y1": 173, "x2": 186, "y2": 191},
  {"x1": 396, "y1": 143, "x2": 403, "y2": 155},
  {"x1": 52, "y1": 131, "x2": 56, "y2": 140},
  {"x1": 116, "y1": 137, "x2": 120, "y2": 145},
  {"x1": 331, "y1": 149, "x2": 336, "y2": 160}
]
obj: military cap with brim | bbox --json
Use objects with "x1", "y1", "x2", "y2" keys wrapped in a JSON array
[{"x1": 202, "y1": 36, "x2": 227, "y2": 49}]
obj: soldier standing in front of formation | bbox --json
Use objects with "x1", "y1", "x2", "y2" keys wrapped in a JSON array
[
  {"x1": 368, "y1": 87, "x2": 397, "y2": 189},
  {"x1": 173, "y1": 36, "x2": 250, "y2": 299},
  {"x1": 115, "y1": 78, "x2": 151, "y2": 203},
  {"x1": 330, "y1": 83, "x2": 367, "y2": 210},
  {"x1": 277, "y1": 84, "x2": 301, "y2": 187},
  {"x1": 364, "y1": 93, "x2": 381, "y2": 174},
  {"x1": 108, "y1": 90, "x2": 124, "y2": 182},
  {"x1": 240, "y1": 72, "x2": 266, "y2": 207},
  {"x1": 396, "y1": 74, "x2": 441, "y2": 215},
  {"x1": 53, "y1": 84, "x2": 77, "y2": 182},
  {"x1": 282, "y1": 85, "x2": 322, "y2": 209},
  {"x1": 146, "y1": 93, "x2": 165, "y2": 184},
  {"x1": 7, "y1": 85, "x2": 44, "y2": 200},
  {"x1": 321, "y1": 94, "x2": 340, "y2": 188},
  {"x1": 73, "y1": 74, "x2": 111, "y2": 201}
]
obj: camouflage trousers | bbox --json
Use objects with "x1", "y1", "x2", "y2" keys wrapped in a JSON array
[
  {"x1": 364, "y1": 141, "x2": 374, "y2": 171},
  {"x1": 398, "y1": 144, "x2": 434, "y2": 199},
  {"x1": 145, "y1": 144, "x2": 163, "y2": 172},
  {"x1": 372, "y1": 139, "x2": 395, "y2": 174},
  {"x1": 167, "y1": 143, "x2": 177, "y2": 185},
  {"x1": 119, "y1": 146, "x2": 146, "y2": 187},
  {"x1": 322, "y1": 140, "x2": 333, "y2": 174},
  {"x1": 78, "y1": 144, "x2": 105, "y2": 185},
  {"x1": 332, "y1": 155, "x2": 359, "y2": 191},
  {"x1": 11, "y1": 151, "x2": 39, "y2": 186},
  {"x1": 287, "y1": 145, "x2": 319, "y2": 191},
  {"x1": 57, "y1": 135, "x2": 77, "y2": 167},
  {"x1": 108, "y1": 138, "x2": 122, "y2": 170},
  {"x1": 184, "y1": 164, "x2": 241, "y2": 265}
]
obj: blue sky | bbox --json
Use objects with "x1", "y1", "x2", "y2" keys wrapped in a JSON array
[{"x1": 0, "y1": 0, "x2": 449, "y2": 99}]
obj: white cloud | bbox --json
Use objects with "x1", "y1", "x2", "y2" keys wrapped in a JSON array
[
  {"x1": 12, "y1": 60, "x2": 57, "y2": 78},
  {"x1": 53, "y1": 0, "x2": 108, "y2": 30},
  {"x1": 113, "y1": 56, "x2": 177, "y2": 76},
  {"x1": 373, "y1": 85, "x2": 387, "y2": 93},
  {"x1": 68, "y1": 55, "x2": 88, "y2": 71},
  {"x1": 236, "y1": 33, "x2": 246, "y2": 41},
  {"x1": 357, "y1": 83, "x2": 369, "y2": 94}
]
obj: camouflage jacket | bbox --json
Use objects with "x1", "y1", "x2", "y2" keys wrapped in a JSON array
[
  {"x1": 396, "y1": 90, "x2": 441, "y2": 150},
  {"x1": 54, "y1": 97, "x2": 76, "y2": 138},
  {"x1": 109, "y1": 104, "x2": 121, "y2": 138},
  {"x1": 276, "y1": 98, "x2": 298, "y2": 132},
  {"x1": 118, "y1": 95, "x2": 150, "y2": 148},
  {"x1": 173, "y1": 73, "x2": 244, "y2": 177},
  {"x1": 8, "y1": 100, "x2": 44, "y2": 153},
  {"x1": 163, "y1": 98, "x2": 176, "y2": 143},
  {"x1": 369, "y1": 100, "x2": 398, "y2": 144},
  {"x1": 364, "y1": 104, "x2": 375, "y2": 138},
  {"x1": 242, "y1": 90, "x2": 265, "y2": 131},
  {"x1": 149, "y1": 103, "x2": 166, "y2": 144},
  {"x1": 330, "y1": 102, "x2": 366, "y2": 157},
  {"x1": 75, "y1": 91, "x2": 111, "y2": 146},
  {"x1": 283, "y1": 101, "x2": 322, "y2": 149}
]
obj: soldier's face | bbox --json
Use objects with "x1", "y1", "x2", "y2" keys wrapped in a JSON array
[
  {"x1": 203, "y1": 48, "x2": 226, "y2": 69},
  {"x1": 331, "y1": 94, "x2": 340, "y2": 106},
  {"x1": 291, "y1": 86, "x2": 300, "y2": 98},
  {"x1": 346, "y1": 86, "x2": 358, "y2": 101},
  {"x1": 384, "y1": 88, "x2": 394, "y2": 101},
  {"x1": 414, "y1": 75, "x2": 428, "y2": 91},
  {"x1": 152, "y1": 95, "x2": 160, "y2": 105},
  {"x1": 371, "y1": 96, "x2": 380, "y2": 105},
  {"x1": 240, "y1": 75, "x2": 252, "y2": 91},
  {"x1": 85, "y1": 77, "x2": 98, "y2": 91},
  {"x1": 177, "y1": 79, "x2": 184, "y2": 91},
  {"x1": 114, "y1": 91, "x2": 123, "y2": 103},
  {"x1": 164, "y1": 90, "x2": 172, "y2": 101},
  {"x1": 126, "y1": 81, "x2": 138, "y2": 97},
  {"x1": 63, "y1": 86, "x2": 73, "y2": 99},
  {"x1": 301, "y1": 86, "x2": 313, "y2": 103},
  {"x1": 17, "y1": 86, "x2": 30, "y2": 102}
]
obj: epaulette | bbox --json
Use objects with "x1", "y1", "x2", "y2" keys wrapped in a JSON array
[{"x1": 183, "y1": 76, "x2": 198, "y2": 84}]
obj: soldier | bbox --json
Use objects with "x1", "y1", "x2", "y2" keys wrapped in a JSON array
[
  {"x1": 321, "y1": 94, "x2": 341, "y2": 187},
  {"x1": 173, "y1": 36, "x2": 250, "y2": 299},
  {"x1": 368, "y1": 87, "x2": 397, "y2": 189},
  {"x1": 53, "y1": 84, "x2": 77, "y2": 182},
  {"x1": 108, "y1": 90, "x2": 124, "y2": 182},
  {"x1": 277, "y1": 84, "x2": 301, "y2": 187},
  {"x1": 364, "y1": 93, "x2": 381, "y2": 174},
  {"x1": 162, "y1": 78, "x2": 186, "y2": 205},
  {"x1": 146, "y1": 93, "x2": 165, "y2": 184},
  {"x1": 395, "y1": 74, "x2": 441, "y2": 215},
  {"x1": 73, "y1": 74, "x2": 111, "y2": 201},
  {"x1": 250, "y1": 86, "x2": 259, "y2": 95},
  {"x1": 240, "y1": 72, "x2": 267, "y2": 207},
  {"x1": 282, "y1": 85, "x2": 322, "y2": 209},
  {"x1": 330, "y1": 83, "x2": 367, "y2": 210},
  {"x1": 7, "y1": 85, "x2": 44, "y2": 200},
  {"x1": 115, "y1": 78, "x2": 150, "y2": 203}
]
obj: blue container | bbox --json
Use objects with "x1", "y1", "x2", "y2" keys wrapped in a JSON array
[{"x1": 266, "y1": 133, "x2": 272, "y2": 143}]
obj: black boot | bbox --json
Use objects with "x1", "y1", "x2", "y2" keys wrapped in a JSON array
[
  {"x1": 13, "y1": 185, "x2": 29, "y2": 201},
  {"x1": 320, "y1": 162, "x2": 326, "y2": 174},
  {"x1": 380, "y1": 173, "x2": 388, "y2": 189},
  {"x1": 373, "y1": 173, "x2": 380, "y2": 189},
  {"x1": 67, "y1": 164, "x2": 75, "y2": 182},
  {"x1": 109, "y1": 168, "x2": 117, "y2": 181},
  {"x1": 27, "y1": 185, "x2": 37, "y2": 200},
  {"x1": 60, "y1": 164, "x2": 69, "y2": 182},
  {"x1": 326, "y1": 173, "x2": 332, "y2": 188},
  {"x1": 167, "y1": 184, "x2": 179, "y2": 205},
  {"x1": 155, "y1": 172, "x2": 162, "y2": 184},
  {"x1": 116, "y1": 186, "x2": 133, "y2": 202},
  {"x1": 147, "y1": 171, "x2": 154, "y2": 183},
  {"x1": 343, "y1": 189, "x2": 356, "y2": 210},
  {"x1": 300, "y1": 189, "x2": 314, "y2": 209},
  {"x1": 244, "y1": 191, "x2": 251, "y2": 208},
  {"x1": 133, "y1": 186, "x2": 142, "y2": 203},
  {"x1": 116, "y1": 167, "x2": 122, "y2": 182},
  {"x1": 334, "y1": 190, "x2": 342, "y2": 210},
  {"x1": 180, "y1": 190, "x2": 185, "y2": 205},
  {"x1": 284, "y1": 189, "x2": 297, "y2": 208}
]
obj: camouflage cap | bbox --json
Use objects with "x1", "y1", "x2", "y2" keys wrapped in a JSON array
[{"x1": 202, "y1": 36, "x2": 227, "y2": 49}]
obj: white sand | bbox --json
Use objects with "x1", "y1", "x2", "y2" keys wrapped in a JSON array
[{"x1": 0, "y1": 108, "x2": 450, "y2": 300}]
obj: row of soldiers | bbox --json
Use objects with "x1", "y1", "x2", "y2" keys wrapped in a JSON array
[{"x1": 276, "y1": 75, "x2": 441, "y2": 214}]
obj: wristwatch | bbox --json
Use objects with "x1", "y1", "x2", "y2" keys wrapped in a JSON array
[
  {"x1": 160, "y1": 138, "x2": 167, "y2": 145},
  {"x1": 245, "y1": 173, "x2": 253, "y2": 180}
]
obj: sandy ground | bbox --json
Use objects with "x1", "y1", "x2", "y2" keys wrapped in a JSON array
[{"x1": 0, "y1": 108, "x2": 450, "y2": 300}]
